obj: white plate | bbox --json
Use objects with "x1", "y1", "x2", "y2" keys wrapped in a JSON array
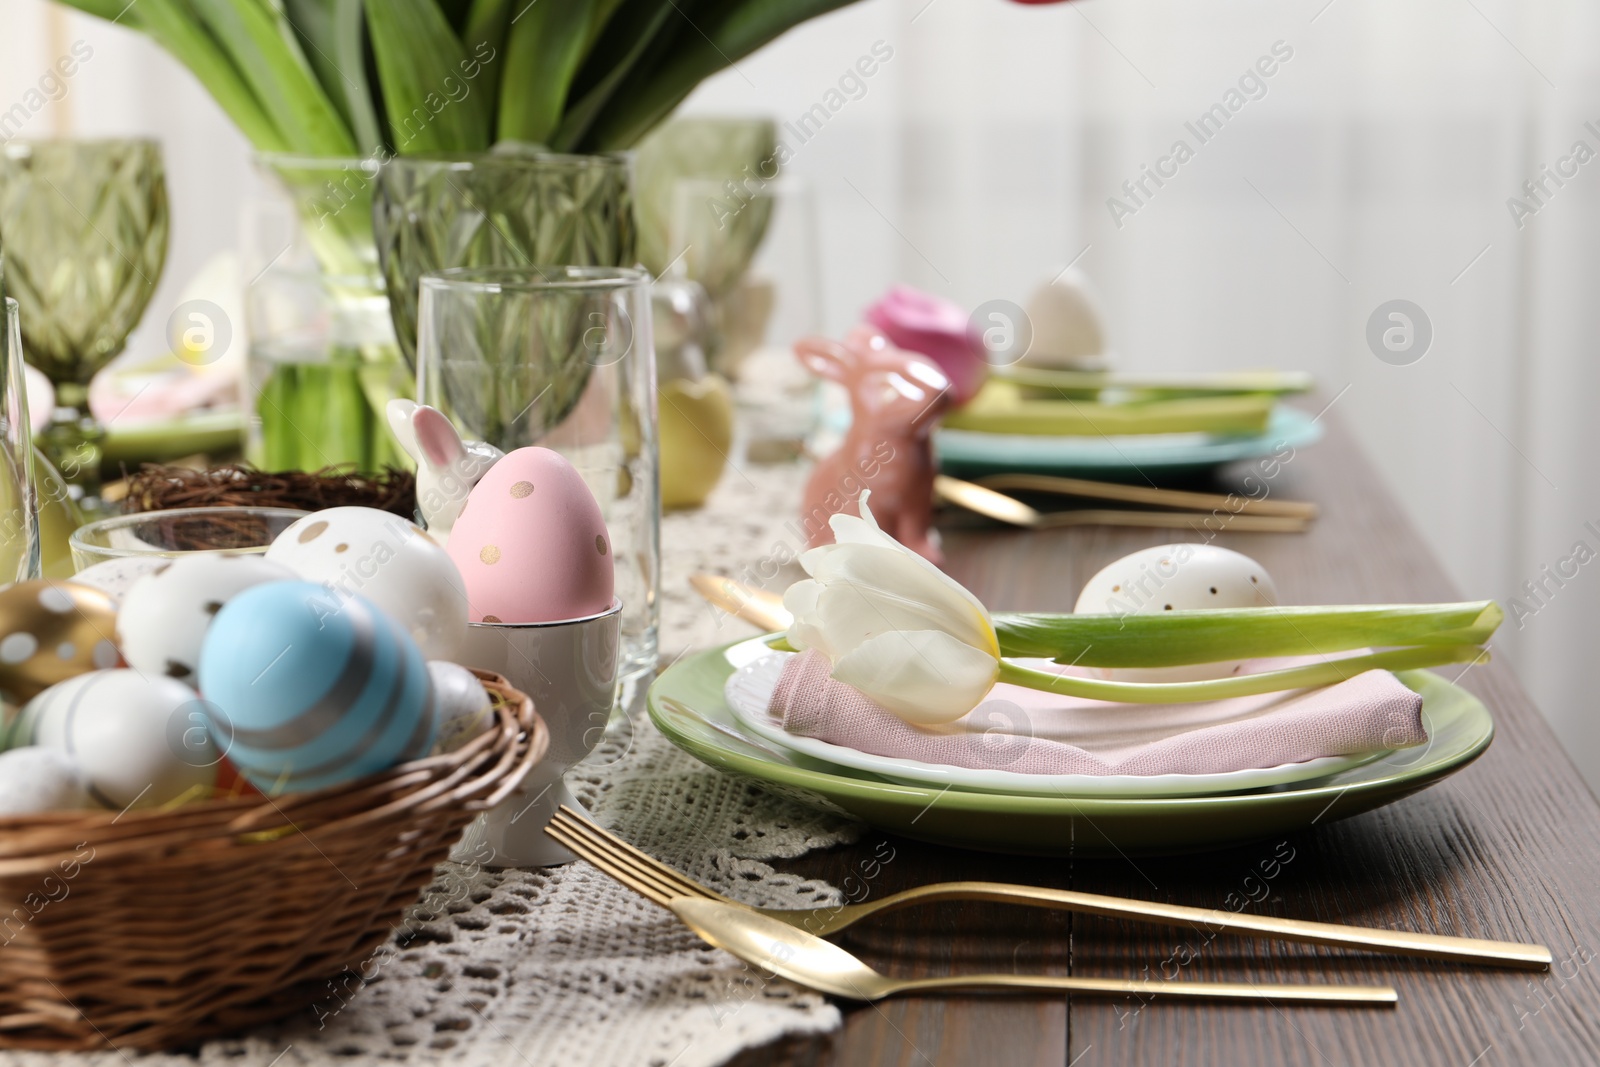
[{"x1": 721, "y1": 640, "x2": 1387, "y2": 799}]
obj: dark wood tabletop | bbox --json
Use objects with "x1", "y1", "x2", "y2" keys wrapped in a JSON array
[{"x1": 726, "y1": 413, "x2": 1600, "y2": 1067}]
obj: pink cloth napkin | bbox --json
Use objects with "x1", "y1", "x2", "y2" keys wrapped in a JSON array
[{"x1": 768, "y1": 649, "x2": 1426, "y2": 776}]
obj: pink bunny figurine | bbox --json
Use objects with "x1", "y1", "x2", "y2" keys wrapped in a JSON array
[{"x1": 796, "y1": 325, "x2": 952, "y2": 564}]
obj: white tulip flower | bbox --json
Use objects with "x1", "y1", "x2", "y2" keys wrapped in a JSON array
[{"x1": 783, "y1": 494, "x2": 999, "y2": 725}]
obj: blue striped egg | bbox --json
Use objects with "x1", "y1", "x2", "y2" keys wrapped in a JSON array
[{"x1": 198, "y1": 581, "x2": 436, "y2": 794}]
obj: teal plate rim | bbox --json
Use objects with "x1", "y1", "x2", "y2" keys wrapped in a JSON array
[{"x1": 934, "y1": 404, "x2": 1324, "y2": 476}]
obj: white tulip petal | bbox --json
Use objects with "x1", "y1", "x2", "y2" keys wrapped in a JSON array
[
  {"x1": 831, "y1": 629, "x2": 999, "y2": 725},
  {"x1": 824, "y1": 492, "x2": 905, "y2": 552},
  {"x1": 826, "y1": 492, "x2": 993, "y2": 625},
  {"x1": 782, "y1": 580, "x2": 835, "y2": 656},
  {"x1": 806, "y1": 550, "x2": 993, "y2": 653}
]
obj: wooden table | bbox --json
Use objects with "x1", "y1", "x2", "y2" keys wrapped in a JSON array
[{"x1": 728, "y1": 415, "x2": 1600, "y2": 1067}]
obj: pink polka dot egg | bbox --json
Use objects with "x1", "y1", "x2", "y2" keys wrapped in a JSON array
[{"x1": 446, "y1": 447, "x2": 615, "y2": 624}]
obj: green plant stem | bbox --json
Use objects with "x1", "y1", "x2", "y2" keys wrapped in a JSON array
[
  {"x1": 992, "y1": 602, "x2": 1502, "y2": 667},
  {"x1": 994, "y1": 645, "x2": 1488, "y2": 705}
]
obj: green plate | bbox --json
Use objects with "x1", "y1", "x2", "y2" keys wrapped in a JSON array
[
  {"x1": 648, "y1": 641, "x2": 1494, "y2": 856},
  {"x1": 99, "y1": 411, "x2": 245, "y2": 465},
  {"x1": 935, "y1": 405, "x2": 1323, "y2": 480}
]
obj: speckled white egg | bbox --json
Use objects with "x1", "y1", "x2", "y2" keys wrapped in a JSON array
[
  {"x1": 265, "y1": 508, "x2": 468, "y2": 660},
  {"x1": 1074, "y1": 543, "x2": 1278, "y2": 682},
  {"x1": 13, "y1": 671, "x2": 217, "y2": 810},
  {"x1": 0, "y1": 747, "x2": 92, "y2": 814},
  {"x1": 116, "y1": 555, "x2": 297, "y2": 686},
  {"x1": 71, "y1": 556, "x2": 170, "y2": 603},
  {"x1": 428, "y1": 661, "x2": 494, "y2": 753}
]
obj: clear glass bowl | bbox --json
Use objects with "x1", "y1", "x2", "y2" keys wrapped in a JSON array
[{"x1": 69, "y1": 506, "x2": 309, "y2": 571}]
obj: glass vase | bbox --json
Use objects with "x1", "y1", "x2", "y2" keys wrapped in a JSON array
[
  {"x1": 372, "y1": 152, "x2": 636, "y2": 368},
  {"x1": 252, "y1": 155, "x2": 409, "y2": 472},
  {"x1": 245, "y1": 268, "x2": 409, "y2": 473}
]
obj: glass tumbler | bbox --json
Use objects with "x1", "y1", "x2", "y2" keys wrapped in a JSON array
[
  {"x1": 0, "y1": 299, "x2": 41, "y2": 582},
  {"x1": 416, "y1": 267, "x2": 658, "y2": 711}
]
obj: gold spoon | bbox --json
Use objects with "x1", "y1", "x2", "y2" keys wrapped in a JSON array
[
  {"x1": 690, "y1": 573, "x2": 793, "y2": 632},
  {"x1": 669, "y1": 897, "x2": 1398, "y2": 1006}
]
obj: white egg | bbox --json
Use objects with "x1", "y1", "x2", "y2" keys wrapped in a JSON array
[
  {"x1": 14, "y1": 671, "x2": 217, "y2": 810},
  {"x1": 1074, "y1": 543, "x2": 1279, "y2": 682},
  {"x1": 71, "y1": 556, "x2": 171, "y2": 603},
  {"x1": 265, "y1": 507, "x2": 469, "y2": 660},
  {"x1": 116, "y1": 554, "x2": 297, "y2": 685},
  {"x1": 1021, "y1": 268, "x2": 1110, "y2": 370},
  {"x1": 0, "y1": 747, "x2": 91, "y2": 814},
  {"x1": 429, "y1": 661, "x2": 494, "y2": 753}
]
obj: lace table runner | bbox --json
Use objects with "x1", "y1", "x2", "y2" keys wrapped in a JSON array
[{"x1": 1, "y1": 462, "x2": 861, "y2": 1067}]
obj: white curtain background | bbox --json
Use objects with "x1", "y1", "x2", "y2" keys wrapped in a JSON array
[{"x1": 6, "y1": 0, "x2": 1600, "y2": 786}]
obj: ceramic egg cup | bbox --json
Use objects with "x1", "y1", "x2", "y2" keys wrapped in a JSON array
[{"x1": 452, "y1": 599, "x2": 621, "y2": 867}]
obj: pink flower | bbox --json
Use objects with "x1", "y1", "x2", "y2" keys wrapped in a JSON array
[{"x1": 864, "y1": 286, "x2": 987, "y2": 405}]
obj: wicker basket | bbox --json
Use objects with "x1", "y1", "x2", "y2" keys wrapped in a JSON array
[{"x1": 0, "y1": 669, "x2": 546, "y2": 1051}]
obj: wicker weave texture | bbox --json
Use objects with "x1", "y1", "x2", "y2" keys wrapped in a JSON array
[{"x1": 0, "y1": 670, "x2": 546, "y2": 1051}]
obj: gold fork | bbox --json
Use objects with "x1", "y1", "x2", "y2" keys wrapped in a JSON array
[
  {"x1": 546, "y1": 807, "x2": 1551, "y2": 971},
  {"x1": 549, "y1": 812, "x2": 1395, "y2": 1005},
  {"x1": 667, "y1": 896, "x2": 1395, "y2": 1006}
]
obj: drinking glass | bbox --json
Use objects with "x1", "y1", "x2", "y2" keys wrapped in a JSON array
[
  {"x1": 0, "y1": 299, "x2": 41, "y2": 582},
  {"x1": 416, "y1": 267, "x2": 658, "y2": 712},
  {"x1": 0, "y1": 139, "x2": 169, "y2": 500},
  {"x1": 69, "y1": 506, "x2": 308, "y2": 571}
]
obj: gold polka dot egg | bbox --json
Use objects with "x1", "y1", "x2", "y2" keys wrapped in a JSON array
[
  {"x1": 264, "y1": 506, "x2": 469, "y2": 659},
  {"x1": 446, "y1": 446, "x2": 615, "y2": 624},
  {"x1": 0, "y1": 580, "x2": 121, "y2": 706}
]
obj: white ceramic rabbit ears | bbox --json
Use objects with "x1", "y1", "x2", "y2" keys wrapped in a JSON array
[
  {"x1": 387, "y1": 398, "x2": 423, "y2": 455},
  {"x1": 387, "y1": 399, "x2": 469, "y2": 466}
]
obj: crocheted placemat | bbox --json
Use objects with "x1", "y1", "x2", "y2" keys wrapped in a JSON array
[{"x1": 1, "y1": 462, "x2": 862, "y2": 1067}]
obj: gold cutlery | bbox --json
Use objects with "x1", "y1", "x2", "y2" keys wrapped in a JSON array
[
  {"x1": 547, "y1": 807, "x2": 1552, "y2": 972},
  {"x1": 689, "y1": 573, "x2": 793, "y2": 632},
  {"x1": 934, "y1": 475, "x2": 1312, "y2": 534},
  {"x1": 670, "y1": 896, "x2": 1396, "y2": 1006},
  {"x1": 973, "y1": 472, "x2": 1318, "y2": 520}
]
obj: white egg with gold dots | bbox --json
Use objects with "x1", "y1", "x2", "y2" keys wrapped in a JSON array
[{"x1": 264, "y1": 507, "x2": 469, "y2": 660}]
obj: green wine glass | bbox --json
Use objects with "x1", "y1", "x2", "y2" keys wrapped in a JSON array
[{"x1": 0, "y1": 139, "x2": 169, "y2": 502}]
